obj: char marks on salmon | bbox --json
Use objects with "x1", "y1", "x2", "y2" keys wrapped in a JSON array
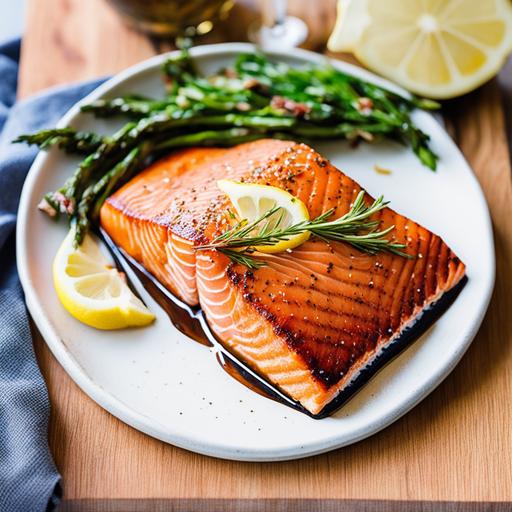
[{"x1": 100, "y1": 139, "x2": 466, "y2": 416}]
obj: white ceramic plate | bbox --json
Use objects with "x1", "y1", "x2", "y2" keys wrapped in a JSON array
[{"x1": 17, "y1": 43, "x2": 495, "y2": 461}]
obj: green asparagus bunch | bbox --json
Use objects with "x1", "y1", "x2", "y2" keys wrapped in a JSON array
[
  {"x1": 15, "y1": 47, "x2": 439, "y2": 246},
  {"x1": 15, "y1": 128, "x2": 105, "y2": 154}
]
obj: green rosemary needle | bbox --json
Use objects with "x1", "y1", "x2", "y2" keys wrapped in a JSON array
[
  {"x1": 197, "y1": 191, "x2": 410, "y2": 268},
  {"x1": 217, "y1": 248, "x2": 268, "y2": 270}
]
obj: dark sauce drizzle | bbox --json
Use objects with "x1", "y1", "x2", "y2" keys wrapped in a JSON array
[
  {"x1": 99, "y1": 228, "x2": 313, "y2": 417},
  {"x1": 99, "y1": 228, "x2": 468, "y2": 420}
]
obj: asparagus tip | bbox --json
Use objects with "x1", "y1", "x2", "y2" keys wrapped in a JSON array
[
  {"x1": 417, "y1": 146, "x2": 438, "y2": 171},
  {"x1": 414, "y1": 97, "x2": 441, "y2": 111}
]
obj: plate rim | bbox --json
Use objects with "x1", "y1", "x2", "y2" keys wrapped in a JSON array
[{"x1": 16, "y1": 42, "x2": 496, "y2": 461}]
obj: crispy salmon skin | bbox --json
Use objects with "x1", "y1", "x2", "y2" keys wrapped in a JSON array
[{"x1": 100, "y1": 139, "x2": 466, "y2": 416}]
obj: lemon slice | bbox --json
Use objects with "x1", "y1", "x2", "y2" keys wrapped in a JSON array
[
  {"x1": 328, "y1": 0, "x2": 512, "y2": 99},
  {"x1": 53, "y1": 230, "x2": 155, "y2": 330},
  {"x1": 217, "y1": 179, "x2": 310, "y2": 254}
]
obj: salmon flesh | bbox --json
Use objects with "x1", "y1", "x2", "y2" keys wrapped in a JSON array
[{"x1": 100, "y1": 140, "x2": 466, "y2": 416}]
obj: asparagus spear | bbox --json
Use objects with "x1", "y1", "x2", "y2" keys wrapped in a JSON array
[
  {"x1": 17, "y1": 46, "x2": 441, "y2": 246},
  {"x1": 14, "y1": 128, "x2": 105, "y2": 154},
  {"x1": 80, "y1": 95, "x2": 170, "y2": 118},
  {"x1": 162, "y1": 44, "x2": 197, "y2": 95},
  {"x1": 231, "y1": 53, "x2": 438, "y2": 168},
  {"x1": 129, "y1": 111, "x2": 296, "y2": 134},
  {"x1": 65, "y1": 123, "x2": 137, "y2": 200},
  {"x1": 153, "y1": 127, "x2": 263, "y2": 152},
  {"x1": 75, "y1": 146, "x2": 144, "y2": 244}
]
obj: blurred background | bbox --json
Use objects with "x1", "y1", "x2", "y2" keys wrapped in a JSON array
[
  {"x1": 1, "y1": 0, "x2": 510, "y2": 140},
  {"x1": 0, "y1": 1, "x2": 25, "y2": 40}
]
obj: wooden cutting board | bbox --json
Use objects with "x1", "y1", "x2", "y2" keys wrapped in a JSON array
[{"x1": 18, "y1": 0, "x2": 512, "y2": 510}]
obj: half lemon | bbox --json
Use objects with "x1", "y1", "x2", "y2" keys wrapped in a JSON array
[
  {"x1": 217, "y1": 179, "x2": 310, "y2": 254},
  {"x1": 328, "y1": 0, "x2": 512, "y2": 99},
  {"x1": 53, "y1": 230, "x2": 155, "y2": 330}
]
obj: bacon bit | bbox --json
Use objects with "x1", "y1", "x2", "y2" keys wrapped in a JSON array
[
  {"x1": 358, "y1": 130, "x2": 374, "y2": 141},
  {"x1": 355, "y1": 97, "x2": 374, "y2": 115},
  {"x1": 242, "y1": 78, "x2": 260, "y2": 90},
  {"x1": 162, "y1": 75, "x2": 174, "y2": 88},
  {"x1": 236, "y1": 102, "x2": 251, "y2": 112},
  {"x1": 374, "y1": 165, "x2": 393, "y2": 175},
  {"x1": 224, "y1": 68, "x2": 238, "y2": 79},
  {"x1": 53, "y1": 192, "x2": 75, "y2": 215},
  {"x1": 270, "y1": 96, "x2": 286, "y2": 109},
  {"x1": 270, "y1": 95, "x2": 311, "y2": 117},
  {"x1": 348, "y1": 129, "x2": 374, "y2": 142},
  {"x1": 37, "y1": 198, "x2": 58, "y2": 217},
  {"x1": 176, "y1": 95, "x2": 190, "y2": 108}
]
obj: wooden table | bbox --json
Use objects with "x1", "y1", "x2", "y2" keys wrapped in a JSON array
[{"x1": 19, "y1": 1, "x2": 512, "y2": 510}]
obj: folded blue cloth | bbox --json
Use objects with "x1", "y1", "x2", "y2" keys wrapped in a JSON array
[{"x1": 0, "y1": 38, "x2": 104, "y2": 512}]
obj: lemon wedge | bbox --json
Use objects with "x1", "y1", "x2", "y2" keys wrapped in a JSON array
[
  {"x1": 328, "y1": 0, "x2": 512, "y2": 99},
  {"x1": 53, "y1": 230, "x2": 155, "y2": 330},
  {"x1": 217, "y1": 179, "x2": 310, "y2": 254}
]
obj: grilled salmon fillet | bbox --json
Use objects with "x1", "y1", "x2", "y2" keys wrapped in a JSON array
[{"x1": 100, "y1": 139, "x2": 466, "y2": 416}]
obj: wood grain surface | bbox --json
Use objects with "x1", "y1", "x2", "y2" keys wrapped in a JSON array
[{"x1": 18, "y1": 0, "x2": 512, "y2": 508}]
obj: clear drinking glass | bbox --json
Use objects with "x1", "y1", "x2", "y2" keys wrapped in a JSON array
[
  {"x1": 248, "y1": 0, "x2": 308, "y2": 50},
  {"x1": 106, "y1": 0, "x2": 235, "y2": 38}
]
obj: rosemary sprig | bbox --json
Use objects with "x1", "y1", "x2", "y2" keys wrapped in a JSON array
[
  {"x1": 217, "y1": 248, "x2": 268, "y2": 270},
  {"x1": 197, "y1": 191, "x2": 410, "y2": 268}
]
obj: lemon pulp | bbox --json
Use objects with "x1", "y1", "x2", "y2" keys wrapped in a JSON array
[
  {"x1": 53, "y1": 230, "x2": 155, "y2": 330},
  {"x1": 217, "y1": 179, "x2": 310, "y2": 254},
  {"x1": 328, "y1": 0, "x2": 512, "y2": 99}
]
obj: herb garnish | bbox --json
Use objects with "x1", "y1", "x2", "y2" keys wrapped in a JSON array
[{"x1": 197, "y1": 191, "x2": 410, "y2": 269}]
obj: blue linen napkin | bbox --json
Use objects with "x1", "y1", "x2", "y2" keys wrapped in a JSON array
[{"x1": 0, "y1": 38, "x2": 105, "y2": 512}]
